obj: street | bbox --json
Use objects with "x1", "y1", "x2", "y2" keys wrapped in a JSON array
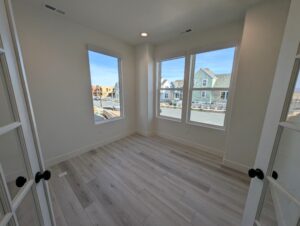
[{"x1": 160, "y1": 108, "x2": 225, "y2": 126}]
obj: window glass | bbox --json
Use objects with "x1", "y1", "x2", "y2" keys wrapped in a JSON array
[
  {"x1": 286, "y1": 66, "x2": 300, "y2": 123},
  {"x1": 158, "y1": 57, "x2": 185, "y2": 119},
  {"x1": 190, "y1": 47, "x2": 235, "y2": 127},
  {"x1": 160, "y1": 58, "x2": 185, "y2": 88},
  {"x1": 88, "y1": 50, "x2": 122, "y2": 123},
  {"x1": 159, "y1": 90, "x2": 183, "y2": 119}
]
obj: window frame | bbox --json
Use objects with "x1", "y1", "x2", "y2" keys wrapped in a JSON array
[
  {"x1": 87, "y1": 45, "x2": 125, "y2": 125},
  {"x1": 156, "y1": 56, "x2": 186, "y2": 122},
  {"x1": 202, "y1": 79, "x2": 208, "y2": 87},
  {"x1": 186, "y1": 46, "x2": 238, "y2": 130},
  {"x1": 155, "y1": 45, "x2": 239, "y2": 131}
]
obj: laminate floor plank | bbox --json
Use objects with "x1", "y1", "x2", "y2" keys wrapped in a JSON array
[{"x1": 45, "y1": 134, "x2": 275, "y2": 226}]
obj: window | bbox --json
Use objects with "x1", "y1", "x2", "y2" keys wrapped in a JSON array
[
  {"x1": 158, "y1": 57, "x2": 185, "y2": 119},
  {"x1": 220, "y1": 91, "x2": 228, "y2": 100},
  {"x1": 88, "y1": 49, "x2": 123, "y2": 123},
  {"x1": 189, "y1": 47, "x2": 235, "y2": 127}
]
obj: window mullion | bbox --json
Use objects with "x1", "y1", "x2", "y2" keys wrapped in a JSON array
[
  {"x1": 184, "y1": 54, "x2": 195, "y2": 123},
  {"x1": 191, "y1": 87, "x2": 230, "y2": 91}
]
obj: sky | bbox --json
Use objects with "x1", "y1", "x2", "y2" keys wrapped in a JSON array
[
  {"x1": 161, "y1": 47, "x2": 236, "y2": 81},
  {"x1": 295, "y1": 70, "x2": 300, "y2": 92},
  {"x1": 88, "y1": 50, "x2": 119, "y2": 86}
]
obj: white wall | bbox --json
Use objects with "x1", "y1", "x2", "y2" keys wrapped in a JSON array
[
  {"x1": 154, "y1": 22, "x2": 244, "y2": 156},
  {"x1": 224, "y1": 0, "x2": 290, "y2": 172},
  {"x1": 135, "y1": 44, "x2": 154, "y2": 136},
  {"x1": 12, "y1": 0, "x2": 136, "y2": 166}
]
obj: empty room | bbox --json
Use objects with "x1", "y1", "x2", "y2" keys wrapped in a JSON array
[{"x1": 1, "y1": 0, "x2": 300, "y2": 225}]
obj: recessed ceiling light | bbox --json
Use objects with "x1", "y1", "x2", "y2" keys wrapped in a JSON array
[{"x1": 140, "y1": 32, "x2": 148, "y2": 37}]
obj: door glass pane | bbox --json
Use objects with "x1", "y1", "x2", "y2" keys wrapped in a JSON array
[
  {"x1": 0, "y1": 129, "x2": 29, "y2": 199},
  {"x1": 274, "y1": 128, "x2": 300, "y2": 199},
  {"x1": 7, "y1": 218, "x2": 17, "y2": 226},
  {"x1": 0, "y1": 200, "x2": 5, "y2": 222},
  {"x1": 258, "y1": 187, "x2": 277, "y2": 226},
  {"x1": 287, "y1": 65, "x2": 300, "y2": 123},
  {"x1": 258, "y1": 127, "x2": 300, "y2": 225},
  {"x1": 16, "y1": 189, "x2": 41, "y2": 226},
  {"x1": 0, "y1": 35, "x2": 3, "y2": 49},
  {"x1": 0, "y1": 54, "x2": 16, "y2": 127}
]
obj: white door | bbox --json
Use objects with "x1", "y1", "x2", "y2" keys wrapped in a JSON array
[
  {"x1": 242, "y1": 0, "x2": 300, "y2": 225},
  {"x1": 0, "y1": 0, "x2": 55, "y2": 225}
]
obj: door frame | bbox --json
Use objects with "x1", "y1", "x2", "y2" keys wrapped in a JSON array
[{"x1": 242, "y1": 0, "x2": 300, "y2": 225}]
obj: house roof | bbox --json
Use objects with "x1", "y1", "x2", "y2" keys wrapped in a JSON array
[
  {"x1": 198, "y1": 68, "x2": 216, "y2": 79},
  {"x1": 161, "y1": 69, "x2": 231, "y2": 88},
  {"x1": 161, "y1": 78, "x2": 172, "y2": 88},
  {"x1": 214, "y1": 74, "x2": 231, "y2": 88}
]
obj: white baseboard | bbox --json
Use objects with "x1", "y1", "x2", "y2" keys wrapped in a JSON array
[
  {"x1": 136, "y1": 130, "x2": 154, "y2": 137},
  {"x1": 222, "y1": 159, "x2": 248, "y2": 174},
  {"x1": 156, "y1": 131, "x2": 223, "y2": 157},
  {"x1": 45, "y1": 131, "x2": 134, "y2": 167}
]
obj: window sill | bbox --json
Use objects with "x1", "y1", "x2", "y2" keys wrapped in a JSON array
[
  {"x1": 156, "y1": 115, "x2": 182, "y2": 123},
  {"x1": 94, "y1": 116, "x2": 125, "y2": 125},
  {"x1": 186, "y1": 120, "x2": 226, "y2": 131}
]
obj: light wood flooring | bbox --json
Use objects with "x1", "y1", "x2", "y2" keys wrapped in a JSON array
[{"x1": 48, "y1": 134, "x2": 274, "y2": 226}]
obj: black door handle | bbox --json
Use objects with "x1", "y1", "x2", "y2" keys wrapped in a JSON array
[
  {"x1": 248, "y1": 168, "x2": 264, "y2": 180},
  {"x1": 272, "y1": 171, "x2": 278, "y2": 180},
  {"x1": 16, "y1": 176, "x2": 27, "y2": 187},
  {"x1": 35, "y1": 170, "x2": 51, "y2": 183}
]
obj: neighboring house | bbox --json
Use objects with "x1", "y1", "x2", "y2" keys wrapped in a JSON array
[
  {"x1": 192, "y1": 68, "x2": 231, "y2": 108},
  {"x1": 160, "y1": 78, "x2": 183, "y2": 103},
  {"x1": 92, "y1": 85, "x2": 114, "y2": 98},
  {"x1": 160, "y1": 69, "x2": 230, "y2": 109}
]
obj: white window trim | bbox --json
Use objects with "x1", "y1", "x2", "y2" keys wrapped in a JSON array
[
  {"x1": 87, "y1": 45, "x2": 125, "y2": 125},
  {"x1": 202, "y1": 79, "x2": 208, "y2": 87}
]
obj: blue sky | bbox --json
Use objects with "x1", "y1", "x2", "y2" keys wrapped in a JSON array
[
  {"x1": 161, "y1": 57, "x2": 185, "y2": 82},
  {"x1": 161, "y1": 47, "x2": 235, "y2": 81},
  {"x1": 296, "y1": 70, "x2": 300, "y2": 91},
  {"x1": 88, "y1": 50, "x2": 119, "y2": 86}
]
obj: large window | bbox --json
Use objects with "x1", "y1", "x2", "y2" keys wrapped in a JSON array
[
  {"x1": 88, "y1": 49, "x2": 123, "y2": 123},
  {"x1": 156, "y1": 47, "x2": 236, "y2": 128},
  {"x1": 158, "y1": 57, "x2": 185, "y2": 119},
  {"x1": 188, "y1": 47, "x2": 236, "y2": 127}
]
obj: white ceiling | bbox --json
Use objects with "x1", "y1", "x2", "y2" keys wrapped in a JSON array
[{"x1": 27, "y1": 0, "x2": 262, "y2": 45}]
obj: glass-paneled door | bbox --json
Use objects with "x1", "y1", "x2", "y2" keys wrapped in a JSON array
[
  {"x1": 242, "y1": 1, "x2": 300, "y2": 225},
  {"x1": 0, "y1": 0, "x2": 55, "y2": 225}
]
